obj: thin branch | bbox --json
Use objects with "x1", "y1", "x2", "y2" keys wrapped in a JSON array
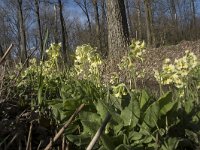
[
  {"x1": 86, "y1": 112, "x2": 111, "y2": 150},
  {"x1": 26, "y1": 121, "x2": 33, "y2": 150},
  {"x1": 5, "y1": 133, "x2": 19, "y2": 150},
  {"x1": 0, "y1": 44, "x2": 14, "y2": 65}
]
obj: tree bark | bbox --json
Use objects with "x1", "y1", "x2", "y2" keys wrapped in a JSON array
[
  {"x1": 34, "y1": 0, "x2": 43, "y2": 60},
  {"x1": 144, "y1": 0, "x2": 155, "y2": 46},
  {"x1": 53, "y1": 5, "x2": 59, "y2": 44},
  {"x1": 136, "y1": 0, "x2": 142, "y2": 40},
  {"x1": 169, "y1": 0, "x2": 179, "y2": 42},
  {"x1": 92, "y1": 0, "x2": 102, "y2": 52},
  {"x1": 191, "y1": 0, "x2": 196, "y2": 40},
  {"x1": 0, "y1": 45, "x2": 4, "y2": 58},
  {"x1": 125, "y1": 0, "x2": 133, "y2": 38},
  {"x1": 58, "y1": 0, "x2": 69, "y2": 64},
  {"x1": 100, "y1": 0, "x2": 108, "y2": 56},
  {"x1": 107, "y1": 0, "x2": 130, "y2": 59},
  {"x1": 17, "y1": 0, "x2": 28, "y2": 67}
]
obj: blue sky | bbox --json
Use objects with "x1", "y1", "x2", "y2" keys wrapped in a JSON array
[{"x1": 65, "y1": 1, "x2": 88, "y2": 23}]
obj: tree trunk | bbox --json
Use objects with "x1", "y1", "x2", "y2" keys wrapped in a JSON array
[
  {"x1": 100, "y1": 0, "x2": 108, "y2": 56},
  {"x1": 53, "y1": 5, "x2": 59, "y2": 44},
  {"x1": 84, "y1": 0, "x2": 92, "y2": 33},
  {"x1": 136, "y1": 0, "x2": 142, "y2": 40},
  {"x1": 17, "y1": 0, "x2": 28, "y2": 67},
  {"x1": 107, "y1": 0, "x2": 130, "y2": 59},
  {"x1": 58, "y1": 0, "x2": 69, "y2": 64},
  {"x1": 191, "y1": 0, "x2": 196, "y2": 40},
  {"x1": 0, "y1": 45, "x2": 4, "y2": 58},
  {"x1": 125, "y1": 0, "x2": 133, "y2": 38},
  {"x1": 144, "y1": 0, "x2": 155, "y2": 46},
  {"x1": 169, "y1": 0, "x2": 177, "y2": 25},
  {"x1": 92, "y1": 0, "x2": 102, "y2": 52},
  {"x1": 169, "y1": 0, "x2": 179, "y2": 42},
  {"x1": 34, "y1": 0, "x2": 43, "y2": 60}
]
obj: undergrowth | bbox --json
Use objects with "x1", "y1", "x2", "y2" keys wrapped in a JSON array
[{"x1": 1, "y1": 41, "x2": 200, "y2": 149}]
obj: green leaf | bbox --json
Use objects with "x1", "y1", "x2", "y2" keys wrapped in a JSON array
[
  {"x1": 64, "y1": 123, "x2": 79, "y2": 134},
  {"x1": 140, "y1": 90, "x2": 149, "y2": 109},
  {"x1": 158, "y1": 92, "x2": 175, "y2": 116},
  {"x1": 141, "y1": 135, "x2": 153, "y2": 144},
  {"x1": 185, "y1": 129, "x2": 199, "y2": 144},
  {"x1": 184, "y1": 100, "x2": 194, "y2": 114},
  {"x1": 115, "y1": 144, "x2": 130, "y2": 150},
  {"x1": 98, "y1": 146, "x2": 108, "y2": 150},
  {"x1": 63, "y1": 98, "x2": 81, "y2": 110},
  {"x1": 95, "y1": 100, "x2": 108, "y2": 120},
  {"x1": 120, "y1": 94, "x2": 140, "y2": 128},
  {"x1": 49, "y1": 102, "x2": 63, "y2": 121},
  {"x1": 142, "y1": 100, "x2": 159, "y2": 128},
  {"x1": 129, "y1": 131, "x2": 143, "y2": 141},
  {"x1": 101, "y1": 134, "x2": 116, "y2": 150},
  {"x1": 161, "y1": 137, "x2": 179, "y2": 150},
  {"x1": 79, "y1": 111, "x2": 101, "y2": 134},
  {"x1": 101, "y1": 101, "x2": 123, "y2": 124},
  {"x1": 67, "y1": 133, "x2": 91, "y2": 147}
]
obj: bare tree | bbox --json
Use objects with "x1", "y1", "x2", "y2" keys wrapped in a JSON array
[
  {"x1": 34, "y1": 0, "x2": 43, "y2": 59},
  {"x1": 58, "y1": 0, "x2": 69, "y2": 64},
  {"x1": 92, "y1": 0, "x2": 101, "y2": 52},
  {"x1": 17, "y1": 0, "x2": 28, "y2": 66},
  {"x1": 100, "y1": 0, "x2": 108, "y2": 56},
  {"x1": 144, "y1": 0, "x2": 155, "y2": 46},
  {"x1": 106, "y1": 0, "x2": 130, "y2": 59},
  {"x1": 74, "y1": 0, "x2": 92, "y2": 33},
  {"x1": 125, "y1": 0, "x2": 133, "y2": 38},
  {"x1": 136, "y1": 0, "x2": 142, "y2": 40},
  {"x1": 190, "y1": 0, "x2": 196, "y2": 40}
]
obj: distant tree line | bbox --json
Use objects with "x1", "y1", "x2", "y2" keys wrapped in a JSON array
[{"x1": 0, "y1": 0, "x2": 199, "y2": 65}]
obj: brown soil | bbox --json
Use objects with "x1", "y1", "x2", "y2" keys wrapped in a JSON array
[{"x1": 142, "y1": 40, "x2": 200, "y2": 77}]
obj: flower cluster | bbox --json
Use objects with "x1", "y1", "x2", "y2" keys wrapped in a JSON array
[
  {"x1": 18, "y1": 43, "x2": 61, "y2": 87},
  {"x1": 118, "y1": 40, "x2": 145, "y2": 71},
  {"x1": 154, "y1": 50, "x2": 199, "y2": 89},
  {"x1": 129, "y1": 40, "x2": 146, "y2": 61},
  {"x1": 74, "y1": 44, "x2": 102, "y2": 81},
  {"x1": 46, "y1": 43, "x2": 61, "y2": 60},
  {"x1": 109, "y1": 72, "x2": 119, "y2": 84},
  {"x1": 111, "y1": 83, "x2": 127, "y2": 98}
]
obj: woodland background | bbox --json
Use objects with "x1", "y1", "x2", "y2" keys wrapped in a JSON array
[{"x1": 0, "y1": 0, "x2": 200, "y2": 64}]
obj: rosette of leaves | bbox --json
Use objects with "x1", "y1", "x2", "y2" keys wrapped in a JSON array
[{"x1": 66, "y1": 86, "x2": 186, "y2": 149}]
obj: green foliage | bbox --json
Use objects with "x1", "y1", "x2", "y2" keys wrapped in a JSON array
[
  {"x1": 154, "y1": 50, "x2": 200, "y2": 100},
  {"x1": 117, "y1": 40, "x2": 146, "y2": 88},
  {"x1": 8, "y1": 41, "x2": 200, "y2": 149}
]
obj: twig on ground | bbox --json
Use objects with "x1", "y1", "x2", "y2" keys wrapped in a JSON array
[
  {"x1": 36, "y1": 140, "x2": 42, "y2": 150},
  {"x1": 26, "y1": 121, "x2": 33, "y2": 150},
  {"x1": 0, "y1": 44, "x2": 13, "y2": 65},
  {"x1": 5, "y1": 133, "x2": 18, "y2": 150}
]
